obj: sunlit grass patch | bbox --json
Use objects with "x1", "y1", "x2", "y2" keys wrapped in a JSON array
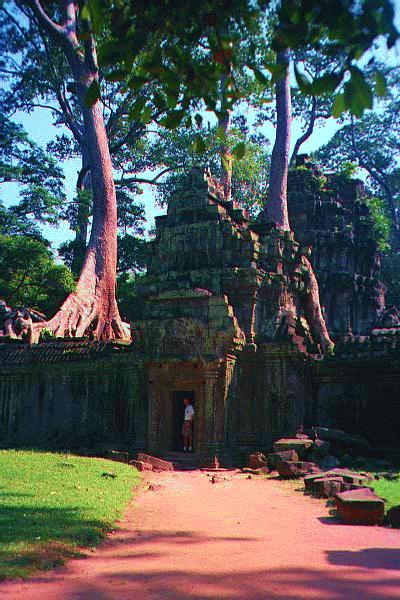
[{"x1": 0, "y1": 450, "x2": 139, "y2": 579}]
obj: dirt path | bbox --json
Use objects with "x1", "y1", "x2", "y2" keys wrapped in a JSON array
[{"x1": 1, "y1": 470, "x2": 400, "y2": 599}]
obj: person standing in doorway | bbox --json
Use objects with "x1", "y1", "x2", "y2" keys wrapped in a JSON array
[{"x1": 182, "y1": 398, "x2": 194, "y2": 452}]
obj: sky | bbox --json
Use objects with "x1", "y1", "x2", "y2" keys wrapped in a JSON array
[
  {"x1": 1, "y1": 0, "x2": 399, "y2": 253},
  {"x1": 3, "y1": 97, "x2": 342, "y2": 250}
]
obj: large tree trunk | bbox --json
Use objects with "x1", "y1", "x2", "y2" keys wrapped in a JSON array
[
  {"x1": 262, "y1": 49, "x2": 333, "y2": 353},
  {"x1": 28, "y1": 0, "x2": 129, "y2": 340},
  {"x1": 71, "y1": 150, "x2": 90, "y2": 276},
  {"x1": 43, "y1": 64, "x2": 128, "y2": 339},
  {"x1": 219, "y1": 72, "x2": 232, "y2": 201},
  {"x1": 263, "y1": 49, "x2": 291, "y2": 230}
]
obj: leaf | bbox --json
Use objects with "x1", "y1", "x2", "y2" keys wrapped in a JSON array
[
  {"x1": 194, "y1": 113, "x2": 203, "y2": 127},
  {"x1": 140, "y1": 105, "x2": 152, "y2": 124},
  {"x1": 265, "y1": 62, "x2": 286, "y2": 84},
  {"x1": 374, "y1": 72, "x2": 387, "y2": 97},
  {"x1": 127, "y1": 75, "x2": 149, "y2": 91},
  {"x1": 84, "y1": 80, "x2": 100, "y2": 107},
  {"x1": 232, "y1": 141, "x2": 246, "y2": 159},
  {"x1": 192, "y1": 135, "x2": 206, "y2": 154},
  {"x1": 311, "y1": 73, "x2": 343, "y2": 96},
  {"x1": 252, "y1": 68, "x2": 270, "y2": 86},
  {"x1": 80, "y1": 5, "x2": 91, "y2": 20},
  {"x1": 332, "y1": 93, "x2": 345, "y2": 118},
  {"x1": 106, "y1": 69, "x2": 129, "y2": 82},
  {"x1": 159, "y1": 110, "x2": 186, "y2": 129},
  {"x1": 294, "y1": 64, "x2": 312, "y2": 93},
  {"x1": 346, "y1": 67, "x2": 373, "y2": 116},
  {"x1": 128, "y1": 97, "x2": 146, "y2": 121},
  {"x1": 88, "y1": 0, "x2": 105, "y2": 34}
]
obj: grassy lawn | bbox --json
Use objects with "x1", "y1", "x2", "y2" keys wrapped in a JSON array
[
  {"x1": 370, "y1": 476, "x2": 400, "y2": 511},
  {"x1": 0, "y1": 449, "x2": 140, "y2": 580}
]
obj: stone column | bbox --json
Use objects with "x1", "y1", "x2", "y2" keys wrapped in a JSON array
[
  {"x1": 200, "y1": 361, "x2": 221, "y2": 464},
  {"x1": 200, "y1": 357, "x2": 237, "y2": 465}
]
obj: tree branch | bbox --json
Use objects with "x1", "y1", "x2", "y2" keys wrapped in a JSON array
[
  {"x1": 115, "y1": 165, "x2": 185, "y2": 187},
  {"x1": 290, "y1": 96, "x2": 317, "y2": 165},
  {"x1": 350, "y1": 116, "x2": 398, "y2": 229},
  {"x1": 25, "y1": 0, "x2": 78, "y2": 55}
]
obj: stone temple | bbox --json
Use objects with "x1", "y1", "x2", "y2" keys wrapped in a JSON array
[{"x1": 1, "y1": 163, "x2": 400, "y2": 464}]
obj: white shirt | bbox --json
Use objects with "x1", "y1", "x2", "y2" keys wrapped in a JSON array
[{"x1": 184, "y1": 405, "x2": 194, "y2": 421}]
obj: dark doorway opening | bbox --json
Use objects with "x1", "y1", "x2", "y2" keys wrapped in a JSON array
[{"x1": 172, "y1": 390, "x2": 195, "y2": 451}]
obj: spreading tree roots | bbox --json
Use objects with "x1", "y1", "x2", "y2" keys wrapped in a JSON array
[
  {"x1": 32, "y1": 279, "x2": 130, "y2": 342},
  {"x1": 302, "y1": 256, "x2": 334, "y2": 354}
]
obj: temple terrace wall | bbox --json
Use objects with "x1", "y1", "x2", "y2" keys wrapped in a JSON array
[{"x1": 0, "y1": 340, "x2": 147, "y2": 452}]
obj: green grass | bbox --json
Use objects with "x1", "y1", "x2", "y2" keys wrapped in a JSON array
[
  {"x1": 369, "y1": 476, "x2": 400, "y2": 511},
  {"x1": 0, "y1": 449, "x2": 140, "y2": 580}
]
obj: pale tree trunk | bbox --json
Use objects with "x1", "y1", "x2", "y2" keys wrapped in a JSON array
[
  {"x1": 264, "y1": 49, "x2": 291, "y2": 230},
  {"x1": 219, "y1": 71, "x2": 232, "y2": 201},
  {"x1": 262, "y1": 49, "x2": 333, "y2": 353},
  {"x1": 71, "y1": 149, "x2": 90, "y2": 276},
  {"x1": 27, "y1": 0, "x2": 129, "y2": 340},
  {"x1": 219, "y1": 110, "x2": 232, "y2": 201}
]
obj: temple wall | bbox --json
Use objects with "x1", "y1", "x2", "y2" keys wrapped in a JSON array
[
  {"x1": 224, "y1": 347, "x2": 313, "y2": 462},
  {"x1": 312, "y1": 357, "x2": 400, "y2": 447},
  {"x1": 0, "y1": 353, "x2": 147, "y2": 452},
  {"x1": 1, "y1": 346, "x2": 400, "y2": 456}
]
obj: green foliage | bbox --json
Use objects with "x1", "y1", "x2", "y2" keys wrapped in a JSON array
[
  {"x1": 0, "y1": 236, "x2": 75, "y2": 317},
  {"x1": 276, "y1": 0, "x2": 399, "y2": 116},
  {"x1": 154, "y1": 120, "x2": 270, "y2": 213},
  {"x1": 338, "y1": 161, "x2": 358, "y2": 179},
  {"x1": 381, "y1": 250, "x2": 400, "y2": 307},
  {"x1": 94, "y1": 0, "x2": 399, "y2": 120},
  {"x1": 117, "y1": 272, "x2": 146, "y2": 321},
  {"x1": 363, "y1": 197, "x2": 391, "y2": 252},
  {"x1": 40, "y1": 327, "x2": 56, "y2": 340},
  {"x1": 0, "y1": 450, "x2": 139, "y2": 580},
  {"x1": 316, "y1": 65, "x2": 400, "y2": 236},
  {"x1": 117, "y1": 234, "x2": 147, "y2": 274},
  {"x1": 0, "y1": 114, "x2": 65, "y2": 226}
]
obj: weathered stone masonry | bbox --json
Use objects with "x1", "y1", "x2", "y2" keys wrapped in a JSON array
[{"x1": 1, "y1": 165, "x2": 399, "y2": 461}]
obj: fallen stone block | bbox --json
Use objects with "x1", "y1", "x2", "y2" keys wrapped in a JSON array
[
  {"x1": 324, "y1": 469, "x2": 368, "y2": 486},
  {"x1": 313, "y1": 427, "x2": 346, "y2": 442},
  {"x1": 105, "y1": 450, "x2": 129, "y2": 463},
  {"x1": 375, "y1": 472, "x2": 400, "y2": 481},
  {"x1": 312, "y1": 477, "x2": 345, "y2": 498},
  {"x1": 273, "y1": 438, "x2": 314, "y2": 459},
  {"x1": 148, "y1": 484, "x2": 164, "y2": 492},
  {"x1": 136, "y1": 453, "x2": 174, "y2": 472},
  {"x1": 304, "y1": 473, "x2": 326, "y2": 492},
  {"x1": 277, "y1": 461, "x2": 320, "y2": 479},
  {"x1": 249, "y1": 452, "x2": 267, "y2": 469},
  {"x1": 130, "y1": 460, "x2": 153, "y2": 472},
  {"x1": 313, "y1": 439, "x2": 331, "y2": 457},
  {"x1": 268, "y1": 450, "x2": 299, "y2": 469},
  {"x1": 242, "y1": 466, "x2": 269, "y2": 475},
  {"x1": 335, "y1": 488, "x2": 385, "y2": 525},
  {"x1": 318, "y1": 455, "x2": 340, "y2": 470},
  {"x1": 386, "y1": 505, "x2": 400, "y2": 528}
]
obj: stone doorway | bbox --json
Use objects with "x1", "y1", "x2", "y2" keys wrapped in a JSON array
[{"x1": 172, "y1": 390, "x2": 195, "y2": 452}]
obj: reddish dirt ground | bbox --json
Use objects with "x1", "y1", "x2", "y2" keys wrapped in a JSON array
[{"x1": 1, "y1": 470, "x2": 400, "y2": 599}]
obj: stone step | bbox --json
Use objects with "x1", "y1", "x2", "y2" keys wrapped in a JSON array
[{"x1": 164, "y1": 452, "x2": 199, "y2": 470}]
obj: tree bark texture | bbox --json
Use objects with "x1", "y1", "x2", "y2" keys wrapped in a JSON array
[
  {"x1": 264, "y1": 49, "x2": 291, "y2": 230},
  {"x1": 261, "y1": 48, "x2": 333, "y2": 354},
  {"x1": 28, "y1": 0, "x2": 129, "y2": 340},
  {"x1": 219, "y1": 72, "x2": 232, "y2": 201},
  {"x1": 302, "y1": 256, "x2": 334, "y2": 354}
]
